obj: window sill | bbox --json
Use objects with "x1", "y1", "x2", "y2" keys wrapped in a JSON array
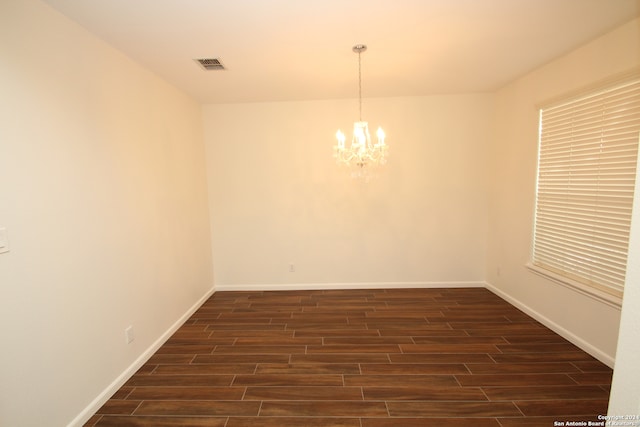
[{"x1": 525, "y1": 263, "x2": 622, "y2": 309}]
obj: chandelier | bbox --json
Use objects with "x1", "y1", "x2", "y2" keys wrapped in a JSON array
[{"x1": 334, "y1": 44, "x2": 388, "y2": 168}]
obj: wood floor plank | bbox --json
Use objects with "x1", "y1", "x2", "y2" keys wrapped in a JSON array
[
  {"x1": 515, "y1": 399, "x2": 610, "y2": 416},
  {"x1": 449, "y1": 322, "x2": 548, "y2": 331},
  {"x1": 290, "y1": 354, "x2": 391, "y2": 364},
  {"x1": 400, "y1": 343, "x2": 501, "y2": 353},
  {"x1": 127, "y1": 386, "x2": 245, "y2": 400},
  {"x1": 491, "y1": 352, "x2": 598, "y2": 363},
  {"x1": 502, "y1": 335, "x2": 570, "y2": 344},
  {"x1": 256, "y1": 363, "x2": 361, "y2": 374},
  {"x1": 213, "y1": 345, "x2": 306, "y2": 354},
  {"x1": 386, "y1": 401, "x2": 522, "y2": 417},
  {"x1": 389, "y1": 353, "x2": 494, "y2": 364},
  {"x1": 125, "y1": 374, "x2": 234, "y2": 387},
  {"x1": 152, "y1": 364, "x2": 257, "y2": 375},
  {"x1": 294, "y1": 329, "x2": 382, "y2": 337},
  {"x1": 307, "y1": 344, "x2": 402, "y2": 353},
  {"x1": 232, "y1": 374, "x2": 344, "y2": 386},
  {"x1": 155, "y1": 344, "x2": 216, "y2": 354},
  {"x1": 360, "y1": 363, "x2": 469, "y2": 375},
  {"x1": 362, "y1": 418, "x2": 502, "y2": 427},
  {"x1": 259, "y1": 401, "x2": 388, "y2": 417},
  {"x1": 233, "y1": 336, "x2": 322, "y2": 345},
  {"x1": 344, "y1": 374, "x2": 459, "y2": 387},
  {"x1": 465, "y1": 362, "x2": 580, "y2": 374},
  {"x1": 483, "y1": 385, "x2": 609, "y2": 401},
  {"x1": 243, "y1": 386, "x2": 363, "y2": 401},
  {"x1": 363, "y1": 322, "x2": 431, "y2": 329},
  {"x1": 411, "y1": 336, "x2": 508, "y2": 344},
  {"x1": 572, "y1": 361, "x2": 613, "y2": 372},
  {"x1": 456, "y1": 373, "x2": 577, "y2": 386},
  {"x1": 226, "y1": 417, "x2": 362, "y2": 427},
  {"x1": 466, "y1": 328, "x2": 558, "y2": 336},
  {"x1": 96, "y1": 400, "x2": 141, "y2": 415},
  {"x1": 496, "y1": 343, "x2": 581, "y2": 353},
  {"x1": 192, "y1": 354, "x2": 289, "y2": 364},
  {"x1": 322, "y1": 336, "x2": 415, "y2": 345},
  {"x1": 362, "y1": 385, "x2": 487, "y2": 401},
  {"x1": 209, "y1": 330, "x2": 294, "y2": 338},
  {"x1": 145, "y1": 354, "x2": 194, "y2": 364},
  {"x1": 364, "y1": 312, "x2": 441, "y2": 318},
  {"x1": 133, "y1": 400, "x2": 260, "y2": 416},
  {"x1": 201, "y1": 323, "x2": 287, "y2": 330},
  {"x1": 380, "y1": 329, "x2": 469, "y2": 337},
  {"x1": 93, "y1": 416, "x2": 227, "y2": 427},
  {"x1": 218, "y1": 311, "x2": 296, "y2": 319},
  {"x1": 569, "y1": 372, "x2": 614, "y2": 385}
]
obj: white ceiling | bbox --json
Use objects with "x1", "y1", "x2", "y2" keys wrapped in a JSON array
[{"x1": 42, "y1": 0, "x2": 639, "y2": 104}]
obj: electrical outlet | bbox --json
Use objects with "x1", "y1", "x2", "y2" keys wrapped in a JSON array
[
  {"x1": 289, "y1": 263, "x2": 295, "y2": 273},
  {"x1": 125, "y1": 326, "x2": 135, "y2": 344}
]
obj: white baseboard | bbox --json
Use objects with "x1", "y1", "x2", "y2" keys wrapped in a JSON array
[
  {"x1": 213, "y1": 281, "x2": 485, "y2": 292},
  {"x1": 68, "y1": 285, "x2": 216, "y2": 427},
  {"x1": 484, "y1": 281, "x2": 615, "y2": 368}
]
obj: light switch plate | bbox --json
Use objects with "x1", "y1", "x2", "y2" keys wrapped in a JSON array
[{"x1": 0, "y1": 228, "x2": 9, "y2": 254}]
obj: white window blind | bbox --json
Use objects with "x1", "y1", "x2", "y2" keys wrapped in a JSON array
[{"x1": 533, "y1": 76, "x2": 640, "y2": 299}]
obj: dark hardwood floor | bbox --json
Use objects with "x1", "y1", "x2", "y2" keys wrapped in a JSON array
[{"x1": 84, "y1": 288, "x2": 612, "y2": 427}]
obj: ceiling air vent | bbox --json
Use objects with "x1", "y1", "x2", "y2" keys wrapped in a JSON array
[{"x1": 194, "y1": 58, "x2": 225, "y2": 71}]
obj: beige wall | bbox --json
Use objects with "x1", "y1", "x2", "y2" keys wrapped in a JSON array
[
  {"x1": 0, "y1": 1, "x2": 213, "y2": 426},
  {"x1": 486, "y1": 18, "x2": 640, "y2": 366},
  {"x1": 204, "y1": 94, "x2": 493, "y2": 289}
]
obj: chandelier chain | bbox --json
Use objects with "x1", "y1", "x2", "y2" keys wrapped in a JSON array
[{"x1": 358, "y1": 50, "x2": 362, "y2": 121}]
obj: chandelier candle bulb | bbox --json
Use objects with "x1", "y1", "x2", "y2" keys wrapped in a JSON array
[
  {"x1": 336, "y1": 130, "x2": 346, "y2": 149},
  {"x1": 376, "y1": 127, "x2": 385, "y2": 146}
]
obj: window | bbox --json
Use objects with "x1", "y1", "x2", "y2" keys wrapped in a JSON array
[{"x1": 531, "y1": 75, "x2": 640, "y2": 304}]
